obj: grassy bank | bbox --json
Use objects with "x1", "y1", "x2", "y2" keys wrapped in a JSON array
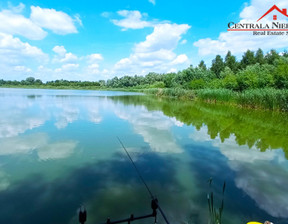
[{"x1": 142, "y1": 88, "x2": 288, "y2": 111}]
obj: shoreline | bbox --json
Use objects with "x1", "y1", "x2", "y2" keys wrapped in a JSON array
[{"x1": 1, "y1": 86, "x2": 287, "y2": 112}]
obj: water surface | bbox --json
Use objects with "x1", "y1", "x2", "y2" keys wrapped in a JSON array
[{"x1": 0, "y1": 88, "x2": 288, "y2": 224}]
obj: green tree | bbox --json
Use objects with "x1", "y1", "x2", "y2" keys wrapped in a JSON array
[
  {"x1": 98, "y1": 80, "x2": 106, "y2": 87},
  {"x1": 163, "y1": 73, "x2": 176, "y2": 88},
  {"x1": 225, "y1": 51, "x2": 238, "y2": 73},
  {"x1": 220, "y1": 67, "x2": 234, "y2": 79},
  {"x1": 265, "y1": 49, "x2": 280, "y2": 65},
  {"x1": 240, "y1": 50, "x2": 255, "y2": 69},
  {"x1": 198, "y1": 60, "x2": 207, "y2": 70},
  {"x1": 237, "y1": 64, "x2": 274, "y2": 90},
  {"x1": 35, "y1": 79, "x2": 43, "y2": 85},
  {"x1": 25, "y1": 77, "x2": 35, "y2": 85},
  {"x1": 211, "y1": 55, "x2": 225, "y2": 78},
  {"x1": 255, "y1": 48, "x2": 265, "y2": 65}
]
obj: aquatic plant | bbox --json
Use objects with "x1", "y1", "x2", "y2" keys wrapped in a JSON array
[{"x1": 207, "y1": 178, "x2": 226, "y2": 224}]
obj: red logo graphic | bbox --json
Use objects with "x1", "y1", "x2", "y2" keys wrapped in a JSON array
[{"x1": 257, "y1": 5, "x2": 288, "y2": 22}]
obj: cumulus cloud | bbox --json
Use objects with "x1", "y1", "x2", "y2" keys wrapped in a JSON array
[
  {"x1": 0, "y1": 8, "x2": 47, "y2": 40},
  {"x1": 0, "y1": 4, "x2": 83, "y2": 80},
  {"x1": 87, "y1": 53, "x2": 103, "y2": 63},
  {"x1": 53, "y1": 45, "x2": 66, "y2": 56},
  {"x1": 136, "y1": 23, "x2": 190, "y2": 52},
  {"x1": 51, "y1": 46, "x2": 106, "y2": 78},
  {"x1": 13, "y1": 65, "x2": 32, "y2": 72},
  {"x1": 30, "y1": 6, "x2": 78, "y2": 35},
  {"x1": 87, "y1": 63, "x2": 100, "y2": 74},
  {"x1": 52, "y1": 45, "x2": 78, "y2": 64},
  {"x1": 194, "y1": 0, "x2": 288, "y2": 56},
  {"x1": 8, "y1": 2, "x2": 25, "y2": 13},
  {"x1": 114, "y1": 23, "x2": 190, "y2": 75},
  {"x1": 112, "y1": 10, "x2": 152, "y2": 31},
  {"x1": 0, "y1": 32, "x2": 48, "y2": 66},
  {"x1": 61, "y1": 63, "x2": 79, "y2": 70},
  {"x1": 172, "y1": 54, "x2": 189, "y2": 65},
  {"x1": 0, "y1": 4, "x2": 79, "y2": 40}
]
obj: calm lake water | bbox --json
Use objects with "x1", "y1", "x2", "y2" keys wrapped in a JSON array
[{"x1": 0, "y1": 88, "x2": 288, "y2": 224}]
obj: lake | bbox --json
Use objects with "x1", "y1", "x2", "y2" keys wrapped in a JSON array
[{"x1": 0, "y1": 88, "x2": 288, "y2": 224}]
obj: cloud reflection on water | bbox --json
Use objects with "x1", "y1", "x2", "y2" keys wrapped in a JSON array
[
  {"x1": 190, "y1": 125, "x2": 288, "y2": 218},
  {"x1": 114, "y1": 106, "x2": 183, "y2": 153},
  {"x1": 0, "y1": 91, "x2": 104, "y2": 137},
  {"x1": 0, "y1": 132, "x2": 77, "y2": 161}
]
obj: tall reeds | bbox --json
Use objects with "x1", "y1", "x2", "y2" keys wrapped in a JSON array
[
  {"x1": 144, "y1": 88, "x2": 288, "y2": 111},
  {"x1": 207, "y1": 178, "x2": 226, "y2": 224}
]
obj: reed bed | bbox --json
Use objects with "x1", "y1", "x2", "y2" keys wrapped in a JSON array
[{"x1": 143, "y1": 88, "x2": 288, "y2": 111}]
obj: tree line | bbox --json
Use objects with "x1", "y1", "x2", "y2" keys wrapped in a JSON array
[
  {"x1": 105, "y1": 48, "x2": 288, "y2": 91},
  {"x1": 1, "y1": 48, "x2": 288, "y2": 91}
]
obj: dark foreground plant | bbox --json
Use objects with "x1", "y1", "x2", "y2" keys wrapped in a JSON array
[{"x1": 207, "y1": 178, "x2": 226, "y2": 224}]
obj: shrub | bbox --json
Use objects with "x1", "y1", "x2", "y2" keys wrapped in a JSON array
[{"x1": 190, "y1": 79, "x2": 206, "y2": 89}]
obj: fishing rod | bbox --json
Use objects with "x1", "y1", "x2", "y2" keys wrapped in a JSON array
[
  {"x1": 78, "y1": 138, "x2": 170, "y2": 224},
  {"x1": 117, "y1": 137, "x2": 170, "y2": 224}
]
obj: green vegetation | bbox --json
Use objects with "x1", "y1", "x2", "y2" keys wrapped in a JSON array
[
  {"x1": 207, "y1": 179, "x2": 226, "y2": 224},
  {"x1": 1, "y1": 48, "x2": 288, "y2": 110}
]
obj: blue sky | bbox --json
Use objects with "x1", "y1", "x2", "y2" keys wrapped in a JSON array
[{"x1": 0, "y1": 0, "x2": 287, "y2": 81}]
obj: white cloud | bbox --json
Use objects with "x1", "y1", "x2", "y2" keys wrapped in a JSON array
[
  {"x1": 113, "y1": 23, "x2": 190, "y2": 75},
  {"x1": 0, "y1": 4, "x2": 79, "y2": 40},
  {"x1": 172, "y1": 54, "x2": 189, "y2": 65},
  {"x1": 13, "y1": 65, "x2": 32, "y2": 72},
  {"x1": 112, "y1": 10, "x2": 152, "y2": 31},
  {"x1": 136, "y1": 23, "x2": 190, "y2": 52},
  {"x1": 0, "y1": 32, "x2": 48, "y2": 65},
  {"x1": 167, "y1": 68, "x2": 177, "y2": 73},
  {"x1": 52, "y1": 45, "x2": 78, "y2": 64},
  {"x1": 148, "y1": 0, "x2": 156, "y2": 5},
  {"x1": 30, "y1": 6, "x2": 78, "y2": 35},
  {"x1": 8, "y1": 2, "x2": 25, "y2": 13},
  {"x1": 87, "y1": 63, "x2": 100, "y2": 74},
  {"x1": 60, "y1": 53, "x2": 78, "y2": 63},
  {"x1": 87, "y1": 53, "x2": 103, "y2": 63},
  {"x1": 53, "y1": 45, "x2": 66, "y2": 56},
  {"x1": 180, "y1": 39, "x2": 187, "y2": 45},
  {"x1": 74, "y1": 13, "x2": 83, "y2": 26},
  {"x1": 61, "y1": 63, "x2": 79, "y2": 71},
  {"x1": 194, "y1": 0, "x2": 288, "y2": 56},
  {"x1": 54, "y1": 65, "x2": 80, "y2": 78},
  {"x1": 0, "y1": 8, "x2": 47, "y2": 40}
]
